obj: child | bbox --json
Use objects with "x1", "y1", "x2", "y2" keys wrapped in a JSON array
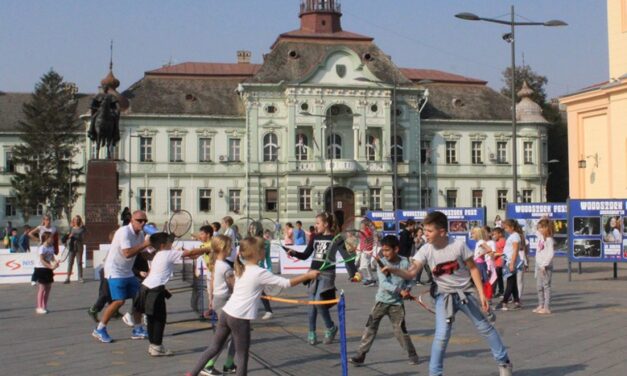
[
  {"x1": 534, "y1": 219, "x2": 554, "y2": 315},
  {"x1": 496, "y1": 220, "x2": 525, "y2": 311},
  {"x1": 134, "y1": 232, "x2": 212, "y2": 356},
  {"x1": 384, "y1": 211, "x2": 512, "y2": 376},
  {"x1": 350, "y1": 235, "x2": 419, "y2": 366},
  {"x1": 356, "y1": 219, "x2": 377, "y2": 287},
  {"x1": 190, "y1": 226, "x2": 214, "y2": 319},
  {"x1": 248, "y1": 221, "x2": 274, "y2": 320},
  {"x1": 471, "y1": 227, "x2": 493, "y2": 285},
  {"x1": 32, "y1": 232, "x2": 58, "y2": 314},
  {"x1": 294, "y1": 221, "x2": 306, "y2": 245},
  {"x1": 286, "y1": 212, "x2": 358, "y2": 345},
  {"x1": 283, "y1": 222, "x2": 294, "y2": 245},
  {"x1": 221, "y1": 216, "x2": 238, "y2": 264},
  {"x1": 202, "y1": 235, "x2": 236, "y2": 374},
  {"x1": 188, "y1": 237, "x2": 319, "y2": 376},
  {"x1": 491, "y1": 228, "x2": 506, "y2": 298}
]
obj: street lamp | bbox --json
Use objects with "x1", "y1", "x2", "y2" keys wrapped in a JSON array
[
  {"x1": 299, "y1": 110, "x2": 360, "y2": 213},
  {"x1": 455, "y1": 7, "x2": 566, "y2": 203}
]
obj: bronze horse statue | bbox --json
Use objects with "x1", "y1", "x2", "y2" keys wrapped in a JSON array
[{"x1": 88, "y1": 90, "x2": 120, "y2": 159}]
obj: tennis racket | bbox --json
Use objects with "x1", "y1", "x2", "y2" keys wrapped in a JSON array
[
  {"x1": 261, "y1": 218, "x2": 278, "y2": 239},
  {"x1": 373, "y1": 255, "x2": 391, "y2": 277},
  {"x1": 167, "y1": 210, "x2": 192, "y2": 250},
  {"x1": 407, "y1": 291, "x2": 436, "y2": 314}
]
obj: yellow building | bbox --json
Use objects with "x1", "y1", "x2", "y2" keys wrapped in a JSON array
[{"x1": 560, "y1": 0, "x2": 627, "y2": 199}]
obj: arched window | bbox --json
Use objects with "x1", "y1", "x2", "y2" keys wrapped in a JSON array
[
  {"x1": 326, "y1": 133, "x2": 342, "y2": 159},
  {"x1": 295, "y1": 133, "x2": 309, "y2": 161},
  {"x1": 391, "y1": 135, "x2": 403, "y2": 162},
  {"x1": 263, "y1": 133, "x2": 278, "y2": 161},
  {"x1": 366, "y1": 134, "x2": 377, "y2": 161}
]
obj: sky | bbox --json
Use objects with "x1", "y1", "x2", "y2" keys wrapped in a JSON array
[{"x1": 0, "y1": 0, "x2": 608, "y2": 99}]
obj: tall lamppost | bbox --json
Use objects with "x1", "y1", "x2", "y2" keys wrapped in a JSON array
[
  {"x1": 455, "y1": 6, "x2": 566, "y2": 203},
  {"x1": 300, "y1": 110, "x2": 360, "y2": 213}
]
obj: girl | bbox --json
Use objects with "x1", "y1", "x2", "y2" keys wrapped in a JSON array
[
  {"x1": 496, "y1": 220, "x2": 524, "y2": 311},
  {"x1": 283, "y1": 222, "x2": 294, "y2": 245},
  {"x1": 471, "y1": 227, "x2": 494, "y2": 284},
  {"x1": 534, "y1": 219, "x2": 555, "y2": 315},
  {"x1": 188, "y1": 237, "x2": 318, "y2": 376},
  {"x1": 134, "y1": 232, "x2": 212, "y2": 357},
  {"x1": 248, "y1": 222, "x2": 274, "y2": 320},
  {"x1": 65, "y1": 215, "x2": 86, "y2": 283},
  {"x1": 491, "y1": 227, "x2": 506, "y2": 298},
  {"x1": 32, "y1": 232, "x2": 58, "y2": 314},
  {"x1": 202, "y1": 235, "x2": 236, "y2": 375},
  {"x1": 29, "y1": 214, "x2": 59, "y2": 253},
  {"x1": 286, "y1": 212, "x2": 357, "y2": 345},
  {"x1": 356, "y1": 218, "x2": 376, "y2": 287}
]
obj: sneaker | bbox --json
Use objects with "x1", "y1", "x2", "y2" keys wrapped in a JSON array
[
  {"x1": 532, "y1": 306, "x2": 543, "y2": 313},
  {"x1": 495, "y1": 302, "x2": 508, "y2": 311},
  {"x1": 509, "y1": 302, "x2": 522, "y2": 311},
  {"x1": 87, "y1": 307, "x2": 99, "y2": 323},
  {"x1": 92, "y1": 327, "x2": 113, "y2": 343},
  {"x1": 122, "y1": 312, "x2": 134, "y2": 327},
  {"x1": 222, "y1": 364, "x2": 237, "y2": 374},
  {"x1": 148, "y1": 344, "x2": 173, "y2": 357},
  {"x1": 131, "y1": 327, "x2": 149, "y2": 340},
  {"x1": 498, "y1": 362, "x2": 513, "y2": 376},
  {"x1": 35, "y1": 308, "x2": 48, "y2": 314},
  {"x1": 201, "y1": 367, "x2": 222, "y2": 375},
  {"x1": 262, "y1": 311, "x2": 273, "y2": 320},
  {"x1": 79, "y1": 278, "x2": 85, "y2": 283},
  {"x1": 349, "y1": 353, "x2": 365, "y2": 366},
  {"x1": 538, "y1": 308, "x2": 552, "y2": 315},
  {"x1": 365, "y1": 280, "x2": 377, "y2": 287},
  {"x1": 408, "y1": 355, "x2": 420, "y2": 365},
  {"x1": 63, "y1": 279, "x2": 70, "y2": 284},
  {"x1": 308, "y1": 331, "x2": 318, "y2": 345},
  {"x1": 323, "y1": 325, "x2": 338, "y2": 344}
]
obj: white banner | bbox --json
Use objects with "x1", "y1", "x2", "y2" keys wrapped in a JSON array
[
  {"x1": 278, "y1": 244, "x2": 348, "y2": 275},
  {"x1": 0, "y1": 246, "x2": 85, "y2": 284}
]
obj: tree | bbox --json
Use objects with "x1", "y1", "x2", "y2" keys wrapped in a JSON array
[
  {"x1": 500, "y1": 64, "x2": 568, "y2": 202},
  {"x1": 11, "y1": 69, "x2": 83, "y2": 224}
]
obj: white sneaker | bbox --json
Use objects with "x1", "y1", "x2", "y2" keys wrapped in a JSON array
[
  {"x1": 148, "y1": 344, "x2": 173, "y2": 357},
  {"x1": 498, "y1": 362, "x2": 513, "y2": 376},
  {"x1": 35, "y1": 308, "x2": 48, "y2": 314},
  {"x1": 261, "y1": 312, "x2": 273, "y2": 320},
  {"x1": 122, "y1": 312, "x2": 134, "y2": 327}
]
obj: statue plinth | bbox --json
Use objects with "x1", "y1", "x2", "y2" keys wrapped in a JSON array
[{"x1": 84, "y1": 160, "x2": 120, "y2": 257}]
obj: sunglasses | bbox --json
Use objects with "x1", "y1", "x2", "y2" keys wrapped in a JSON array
[{"x1": 133, "y1": 218, "x2": 148, "y2": 224}]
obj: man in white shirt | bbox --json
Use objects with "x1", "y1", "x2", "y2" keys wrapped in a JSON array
[{"x1": 92, "y1": 210, "x2": 151, "y2": 343}]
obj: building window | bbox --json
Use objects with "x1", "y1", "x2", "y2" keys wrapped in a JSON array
[
  {"x1": 295, "y1": 133, "x2": 308, "y2": 161},
  {"x1": 446, "y1": 190, "x2": 457, "y2": 208},
  {"x1": 169, "y1": 138, "x2": 183, "y2": 162},
  {"x1": 140, "y1": 137, "x2": 153, "y2": 162},
  {"x1": 139, "y1": 189, "x2": 153, "y2": 212},
  {"x1": 229, "y1": 190, "x2": 241, "y2": 213},
  {"x1": 496, "y1": 141, "x2": 507, "y2": 163},
  {"x1": 199, "y1": 138, "x2": 212, "y2": 162},
  {"x1": 265, "y1": 189, "x2": 278, "y2": 212},
  {"x1": 5, "y1": 151, "x2": 14, "y2": 173},
  {"x1": 391, "y1": 136, "x2": 403, "y2": 162},
  {"x1": 229, "y1": 138, "x2": 241, "y2": 161},
  {"x1": 497, "y1": 190, "x2": 508, "y2": 210},
  {"x1": 446, "y1": 141, "x2": 457, "y2": 164},
  {"x1": 263, "y1": 133, "x2": 278, "y2": 162},
  {"x1": 366, "y1": 134, "x2": 377, "y2": 161},
  {"x1": 170, "y1": 189, "x2": 182, "y2": 211},
  {"x1": 523, "y1": 142, "x2": 533, "y2": 164},
  {"x1": 33, "y1": 204, "x2": 44, "y2": 216},
  {"x1": 472, "y1": 190, "x2": 483, "y2": 208},
  {"x1": 471, "y1": 141, "x2": 483, "y2": 164},
  {"x1": 421, "y1": 140, "x2": 431, "y2": 164},
  {"x1": 421, "y1": 189, "x2": 431, "y2": 209},
  {"x1": 299, "y1": 188, "x2": 312, "y2": 211},
  {"x1": 5, "y1": 197, "x2": 16, "y2": 216},
  {"x1": 199, "y1": 189, "x2": 211, "y2": 212},
  {"x1": 326, "y1": 133, "x2": 342, "y2": 159},
  {"x1": 370, "y1": 188, "x2": 381, "y2": 210},
  {"x1": 522, "y1": 189, "x2": 533, "y2": 203}
]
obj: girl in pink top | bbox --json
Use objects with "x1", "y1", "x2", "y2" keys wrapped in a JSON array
[{"x1": 283, "y1": 222, "x2": 294, "y2": 245}]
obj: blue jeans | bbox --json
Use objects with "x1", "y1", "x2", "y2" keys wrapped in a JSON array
[
  {"x1": 429, "y1": 293, "x2": 509, "y2": 376},
  {"x1": 308, "y1": 292, "x2": 334, "y2": 332}
]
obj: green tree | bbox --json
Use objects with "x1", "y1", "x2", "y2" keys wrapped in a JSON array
[
  {"x1": 501, "y1": 64, "x2": 568, "y2": 202},
  {"x1": 10, "y1": 69, "x2": 83, "y2": 224}
]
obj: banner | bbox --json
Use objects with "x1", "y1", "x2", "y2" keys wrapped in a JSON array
[
  {"x1": 506, "y1": 203, "x2": 568, "y2": 256},
  {"x1": 568, "y1": 199, "x2": 626, "y2": 262},
  {"x1": 0, "y1": 246, "x2": 85, "y2": 284},
  {"x1": 364, "y1": 210, "x2": 397, "y2": 238}
]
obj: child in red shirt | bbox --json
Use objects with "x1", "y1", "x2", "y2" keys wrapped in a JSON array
[{"x1": 491, "y1": 228, "x2": 506, "y2": 298}]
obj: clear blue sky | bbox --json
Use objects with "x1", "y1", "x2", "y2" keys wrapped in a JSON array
[{"x1": 1, "y1": 0, "x2": 608, "y2": 99}]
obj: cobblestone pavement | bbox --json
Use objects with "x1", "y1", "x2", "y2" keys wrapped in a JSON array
[{"x1": 2, "y1": 258, "x2": 627, "y2": 375}]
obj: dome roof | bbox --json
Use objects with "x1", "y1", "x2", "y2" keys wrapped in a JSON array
[
  {"x1": 101, "y1": 66, "x2": 120, "y2": 89},
  {"x1": 516, "y1": 81, "x2": 547, "y2": 123}
]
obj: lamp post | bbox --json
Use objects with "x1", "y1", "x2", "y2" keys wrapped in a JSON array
[
  {"x1": 455, "y1": 7, "x2": 566, "y2": 203},
  {"x1": 300, "y1": 110, "x2": 360, "y2": 213}
]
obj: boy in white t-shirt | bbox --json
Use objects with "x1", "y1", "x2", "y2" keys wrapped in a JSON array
[
  {"x1": 135, "y1": 232, "x2": 212, "y2": 356},
  {"x1": 383, "y1": 211, "x2": 512, "y2": 376}
]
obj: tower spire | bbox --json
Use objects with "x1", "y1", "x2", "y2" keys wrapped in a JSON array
[{"x1": 109, "y1": 39, "x2": 113, "y2": 70}]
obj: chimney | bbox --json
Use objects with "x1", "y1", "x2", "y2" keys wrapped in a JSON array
[{"x1": 237, "y1": 50, "x2": 251, "y2": 64}]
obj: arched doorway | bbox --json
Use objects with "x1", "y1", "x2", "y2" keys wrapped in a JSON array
[{"x1": 324, "y1": 186, "x2": 354, "y2": 230}]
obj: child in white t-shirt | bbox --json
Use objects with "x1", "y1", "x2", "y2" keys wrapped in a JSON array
[
  {"x1": 202, "y1": 235, "x2": 236, "y2": 374},
  {"x1": 32, "y1": 232, "x2": 59, "y2": 314},
  {"x1": 134, "y1": 232, "x2": 211, "y2": 357},
  {"x1": 188, "y1": 236, "x2": 319, "y2": 376}
]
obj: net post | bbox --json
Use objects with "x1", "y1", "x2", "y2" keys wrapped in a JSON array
[{"x1": 338, "y1": 290, "x2": 348, "y2": 376}]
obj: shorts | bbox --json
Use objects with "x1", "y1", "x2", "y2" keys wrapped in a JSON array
[
  {"x1": 32, "y1": 268, "x2": 54, "y2": 284},
  {"x1": 108, "y1": 277, "x2": 140, "y2": 301}
]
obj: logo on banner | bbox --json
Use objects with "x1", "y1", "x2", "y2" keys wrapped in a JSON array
[{"x1": 5, "y1": 260, "x2": 21, "y2": 270}]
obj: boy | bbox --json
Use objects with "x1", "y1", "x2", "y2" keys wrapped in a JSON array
[
  {"x1": 398, "y1": 220, "x2": 415, "y2": 258},
  {"x1": 294, "y1": 221, "x2": 306, "y2": 245},
  {"x1": 18, "y1": 225, "x2": 31, "y2": 253},
  {"x1": 350, "y1": 235, "x2": 419, "y2": 366},
  {"x1": 384, "y1": 211, "x2": 512, "y2": 376}
]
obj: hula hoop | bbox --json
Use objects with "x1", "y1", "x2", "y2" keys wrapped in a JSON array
[{"x1": 261, "y1": 295, "x2": 340, "y2": 305}]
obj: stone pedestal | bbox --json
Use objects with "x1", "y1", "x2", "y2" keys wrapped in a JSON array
[{"x1": 84, "y1": 160, "x2": 120, "y2": 256}]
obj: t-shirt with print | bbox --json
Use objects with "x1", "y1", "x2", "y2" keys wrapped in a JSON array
[
  {"x1": 143, "y1": 249, "x2": 183, "y2": 289},
  {"x1": 474, "y1": 239, "x2": 488, "y2": 263},
  {"x1": 413, "y1": 239, "x2": 474, "y2": 293},
  {"x1": 212, "y1": 260, "x2": 234, "y2": 297},
  {"x1": 503, "y1": 232, "x2": 521, "y2": 264},
  {"x1": 292, "y1": 234, "x2": 335, "y2": 271},
  {"x1": 104, "y1": 224, "x2": 145, "y2": 279},
  {"x1": 35, "y1": 245, "x2": 55, "y2": 268}
]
